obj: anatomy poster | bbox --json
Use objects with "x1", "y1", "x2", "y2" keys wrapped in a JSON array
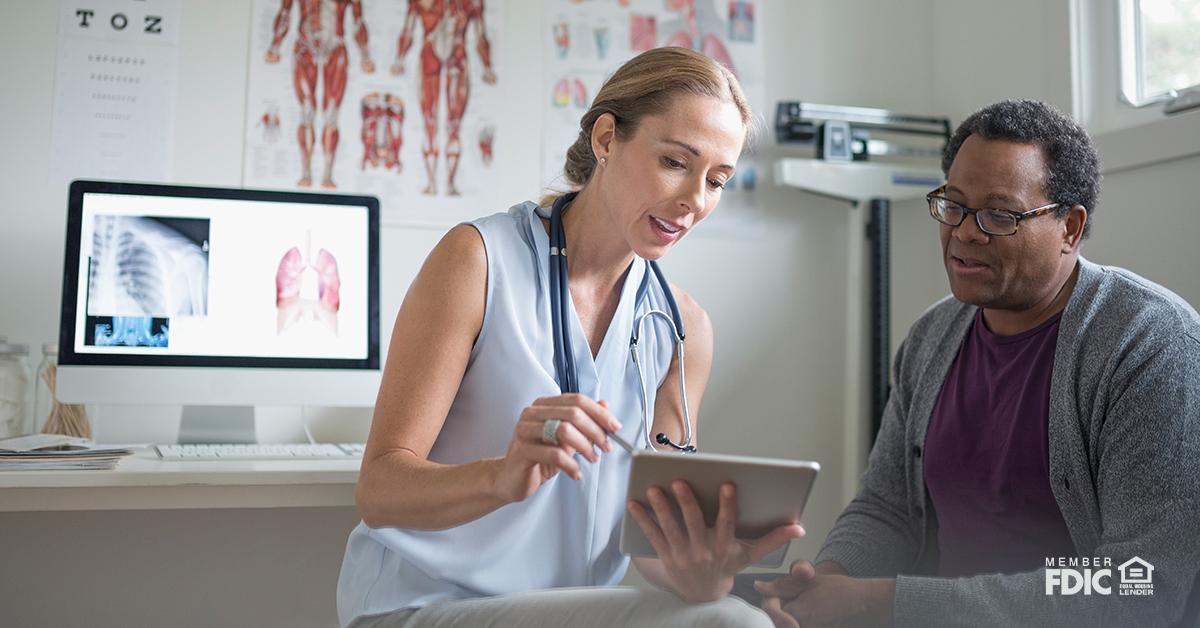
[
  {"x1": 244, "y1": 0, "x2": 503, "y2": 225},
  {"x1": 541, "y1": 0, "x2": 765, "y2": 207},
  {"x1": 49, "y1": 0, "x2": 181, "y2": 187}
]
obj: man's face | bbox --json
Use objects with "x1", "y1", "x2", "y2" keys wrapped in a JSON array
[{"x1": 940, "y1": 135, "x2": 1070, "y2": 311}]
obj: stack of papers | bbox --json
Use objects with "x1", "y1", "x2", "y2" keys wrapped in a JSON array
[{"x1": 0, "y1": 434, "x2": 141, "y2": 471}]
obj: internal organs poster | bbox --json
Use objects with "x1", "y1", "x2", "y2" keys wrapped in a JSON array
[
  {"x1": 541, "y1": 0, "x2": 763, "y2": 197},
  {"x1": 244, "y1": 0, "x2": 502, "y2": 224}
]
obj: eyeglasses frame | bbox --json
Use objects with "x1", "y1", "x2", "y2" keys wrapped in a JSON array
[{"x1": 926, "y1": 184, "x2": 1060, "y2": 236}]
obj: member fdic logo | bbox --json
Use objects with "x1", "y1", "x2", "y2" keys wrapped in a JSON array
[{"x1": 1045, "y1": 556, "x2": 1155, "y2": 596}]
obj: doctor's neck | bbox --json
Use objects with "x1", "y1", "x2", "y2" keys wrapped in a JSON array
[{"x1": 560, "y1": 185, "x2": 637, "y2": 286}]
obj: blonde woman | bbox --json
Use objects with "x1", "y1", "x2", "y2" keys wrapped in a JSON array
[{"x1": 338, "y1": 47, "x2": 802, "y2": 628}]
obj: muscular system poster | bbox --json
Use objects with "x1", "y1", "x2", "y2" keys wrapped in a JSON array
[{"x1": 244, "y1": 0, "x2": 502, "y2": 225}]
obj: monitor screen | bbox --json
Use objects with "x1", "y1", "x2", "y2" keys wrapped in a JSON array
[{"x1": 59, "y1": 180, "x2": 379, "y2": 372}]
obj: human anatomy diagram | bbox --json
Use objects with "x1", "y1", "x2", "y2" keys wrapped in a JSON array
[
  {"x1": 246, "y1": 0, "x2": 502, "y2": 216},
  {"x1": 553, "y1": 77, "x2": 588, "y2": 109},
  {"x1": 265, "y1": 0, "x2": 376, "y2": 189},
  {"x1": 477, "y1": 124, "x2": 494, "y2": 166},
  {"x1": 541, "y1": 0, "x2": 760, "y2": 197},
  {"x1": 661, "y1": 0, "x2": 735, "y2": 74},
  {"x1": 258, "y1": 106, "x2": 282, "y2": 143},
  {"x1": 391, "y1": 0, "x2": 497, "y2": 196},
  {"x1": 361, "y1": 91, "x2": 405, "y2": 173},
  {"x1": 275, "y1": 234, "x2": 342, "y2": 334}
]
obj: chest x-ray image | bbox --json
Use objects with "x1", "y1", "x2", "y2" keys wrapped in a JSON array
[{"x1": 87, "y1": 215, "x2": 211, "y2": 318}]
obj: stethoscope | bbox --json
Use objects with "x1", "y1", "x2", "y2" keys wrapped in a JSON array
[{"x1": 548, "y1": 192, "x2": 696, "y2": 454}]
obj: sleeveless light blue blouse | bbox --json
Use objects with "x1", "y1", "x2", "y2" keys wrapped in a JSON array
[{"x1": 337, "y1": 202, "x2": 677, "y2": 626}]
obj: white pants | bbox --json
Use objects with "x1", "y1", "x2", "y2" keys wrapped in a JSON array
[{"x1": 347, "y1": 586, "x2": 773, "y2": 628}]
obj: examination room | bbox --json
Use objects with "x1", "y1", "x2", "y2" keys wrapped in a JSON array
[{"x1": 1, "y1": 0, "x2": 1198, "y2": 626}]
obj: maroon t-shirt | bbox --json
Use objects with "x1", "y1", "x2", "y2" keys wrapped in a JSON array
[{"x1": 923, "y1": 308, "x2": 1076, "y2": 577}]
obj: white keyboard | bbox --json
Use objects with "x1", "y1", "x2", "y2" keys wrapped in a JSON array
[{"x1": 156, "y1": 443, "x2": 365, "y2": 460}]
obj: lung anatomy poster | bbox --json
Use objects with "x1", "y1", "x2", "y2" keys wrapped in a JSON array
[
  {"x1": 541, "y1": 0, "x2": 764, "y2": 205},
  {"x1": 244, "y1": 0, "x2": 502, "y2": 225}
]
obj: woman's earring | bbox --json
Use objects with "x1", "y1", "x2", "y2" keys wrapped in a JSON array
[{"x1": 599, "y1": 157, "x2": 607, "y2": 166}]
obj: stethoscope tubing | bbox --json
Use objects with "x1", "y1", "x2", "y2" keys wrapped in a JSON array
[{"x1": 548, "y1": 192, "x2": 694, "y2": 453}]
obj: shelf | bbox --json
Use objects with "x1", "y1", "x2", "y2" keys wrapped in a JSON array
[{"x1": 775, "y1": 158, "x2": 943, "y2": 203}]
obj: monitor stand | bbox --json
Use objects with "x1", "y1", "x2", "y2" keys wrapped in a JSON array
[{"x1": 178, "y1": 406, "x2": 256, "y2": 444}]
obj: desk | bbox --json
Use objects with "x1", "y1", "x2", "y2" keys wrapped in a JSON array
[
  {"x1": 0, "y1": 449, "x2": 363, "y2": 627},
  {"x1": 0, "y1": 448, "x2": 361, "y2": 512}
]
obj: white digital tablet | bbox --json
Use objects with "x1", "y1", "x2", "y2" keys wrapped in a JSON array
[{"x1": 619, "y1": 449, "x2": 820, "y2": 568}]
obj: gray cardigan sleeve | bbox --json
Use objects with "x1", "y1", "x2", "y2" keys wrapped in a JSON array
[
  {"x1": 893, "y1": 335, "x2": 1200, "y2": 627},
  {"x1": 814, "y1": 338, "x2": 925, "y2": 577}
]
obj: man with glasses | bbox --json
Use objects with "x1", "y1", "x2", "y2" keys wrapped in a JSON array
[{"x1": 752, "y1": 100, "x2": 1200, "y2": 627}]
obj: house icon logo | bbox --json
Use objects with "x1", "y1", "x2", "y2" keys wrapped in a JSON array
[{"x1": 1117, "y1": 557, "x2": 1155, "y2": 596}]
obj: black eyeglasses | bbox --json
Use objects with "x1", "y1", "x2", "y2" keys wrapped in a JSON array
[{"x1": 926, "y1": 185, "x2": 1059, "y2": 236}]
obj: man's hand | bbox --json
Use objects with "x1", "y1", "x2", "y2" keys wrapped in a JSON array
[{"x1": 755, "y1": 561, "x2": 895, "y2": 628}]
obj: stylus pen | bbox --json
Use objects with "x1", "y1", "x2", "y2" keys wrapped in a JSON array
[{"x1": 608, "y1": 431, "x2": 635, "y2": 454}]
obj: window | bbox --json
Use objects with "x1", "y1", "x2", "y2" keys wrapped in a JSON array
[{"x1": 1119, "y1": 0, "x2": 1200, "y2": 106}]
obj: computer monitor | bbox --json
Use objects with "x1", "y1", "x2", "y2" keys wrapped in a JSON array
[{"x1": 56, "y1": 180, "x2": 381, "y2": 443}]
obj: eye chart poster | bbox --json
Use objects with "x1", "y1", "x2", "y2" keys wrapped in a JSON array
[{"x1": 49, "y1": 0, "x2": 181, "y2": 186}]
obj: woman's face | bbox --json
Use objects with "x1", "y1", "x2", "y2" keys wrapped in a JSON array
[{"x1": 596, "y1": 93, "x2": 745, "y2": 260}]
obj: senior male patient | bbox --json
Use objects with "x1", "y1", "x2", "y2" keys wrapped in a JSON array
[{"x1": 751, "y1": 99, "x2": 1200, "y2": 627}]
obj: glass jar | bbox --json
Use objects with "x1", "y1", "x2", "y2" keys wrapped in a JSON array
[
  {"x1": 0, "y1": 336, "x2": 31, "y2": 438},
  {"x1": 34, "y1": 342, "x2": 58, "y2": 434}
]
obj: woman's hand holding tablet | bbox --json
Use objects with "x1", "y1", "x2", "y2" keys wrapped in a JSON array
[{"x1": 621, "y1": 451, "x2": 820, "y2": 601}]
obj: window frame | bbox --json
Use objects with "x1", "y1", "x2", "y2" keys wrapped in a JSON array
[{"x1": 1118, "y1": 0, "x2": 1200, "y2": 109}]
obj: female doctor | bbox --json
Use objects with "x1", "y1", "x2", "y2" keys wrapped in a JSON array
[{"x1": 337, "y1": 47, "x2": 803, "y2": 628}]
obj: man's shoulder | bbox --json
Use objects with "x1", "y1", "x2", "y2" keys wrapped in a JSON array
[
  {"x1": 907, "y1": 294, "x2": 974, "y2": 343},
  {"x1": 1075, "y1": 259, "x2": 1200, "y2": 345}
]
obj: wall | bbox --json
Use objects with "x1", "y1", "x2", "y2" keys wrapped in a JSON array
[{"x1": 0, "y1": 1, "x2": 940, "y2": 624}]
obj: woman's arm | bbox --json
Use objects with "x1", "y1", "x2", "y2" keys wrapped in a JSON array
[
  {"x1": 355, "y1": 224, "x2": 498, "y2": 529},
  {"x1": 355, "y1": 224, "x2": 618, "y2": 530}
]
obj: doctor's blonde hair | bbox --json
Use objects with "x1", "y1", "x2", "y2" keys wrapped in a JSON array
[{"x1": 543, "y1": 47, "x2": 753, "y2": 205}]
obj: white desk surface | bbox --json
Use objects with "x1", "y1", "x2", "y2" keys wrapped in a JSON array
[{"x1": 0, "y1": 448, "x2": 361, "y2": 512}]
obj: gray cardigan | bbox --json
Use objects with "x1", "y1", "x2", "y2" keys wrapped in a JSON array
[{"x1": 815, "y1": 257, "x2": 1200, "y2": 627}]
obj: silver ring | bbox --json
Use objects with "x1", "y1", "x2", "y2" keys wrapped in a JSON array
[{"x1": 542, "y1": 419, "x2": 562, "y2": 446}]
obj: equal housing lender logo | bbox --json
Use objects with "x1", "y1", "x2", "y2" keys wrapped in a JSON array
[{"x1": 1045, "y1": 556, "x2": 1155, "y2": 596}]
